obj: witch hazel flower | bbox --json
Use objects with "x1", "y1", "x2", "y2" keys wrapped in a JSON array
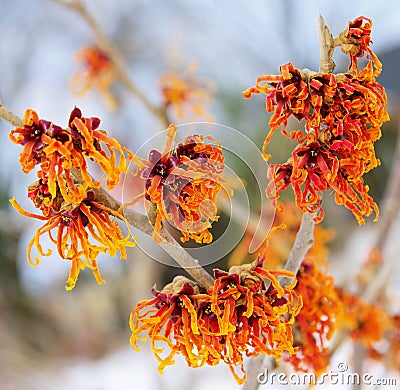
[
  {"x1": 9, "y1": 107, "x2": 137, "y2": 289},
  {"x1": 338, "y1": 16, "x2": 382, "y2": 80},
  {"x1": 68, "y1": 107, "x2": 132, "y2": 190},
  {"x1": 72, "y1": 46, "x2": 118, "y2": 109},
  {"x1": 11, "y1": 184, "x2": 136, "y2": 290},
  {"x1": 244, "y1": 16, "x2": 389, "y2": 224},
  {"x1": 336, "y1": 288, "x2": 392, "y2": 348},
  {"x1": 130, "y1": 260, "x2": 302, "y2": 384},
  {"x1": 286, "y1": 260, "x2": 341, "y2": 375},
  {"x1": 134, "y1": 124, "x2": 227, "y2": 243},
  {"x1": 159, "y1": 64, "x2": 214, "y2": 120},
  {"x1": 9, "y1": 107, "x2": 132, "y2": 204}
]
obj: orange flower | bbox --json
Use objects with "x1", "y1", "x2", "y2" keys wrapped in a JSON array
[
  {"x1": 130, "y1": 277, "x2": 207, "y2": 372},
  {"x1": 286, "y1": 260, "x2": 341, "y2": 374},
  {"x1": 370, "y1": 314, "x2": 400, "y2": 370},
  {"x1": 244, "y1": 17, "x2": 388, "y2": 224},
  {"x1": 72, "y1": 46, "x2": 117, "y2": 109},
  {"x1": 11, "y1": 185, "x2": 135, "y2": 290},
  {"x1": 10, "y1": 108, "x2": 132, "y2": 204},
  {"x1": 244, "y1": 65, "x2": 387, "y2": 160},
  {"x1": 243, "y1": 63, "x2": 309, "y2": 160},
  {"x1": 339, "y1": 16, "x2": 382, "y2": 79},
  {"x1": 68, "y1": 107, "x2": 131, "y2": 190},
  {"x1": 9, "y1": 109, "x2": 68, "y2": 173},
  {"x1": 336, "y1": 289, "x2": 391, "y2": 347},
  {"x1": 267, "y1": 139, "x2": 379, "y2": 224},
  {"x1": 203, "y1": 263, "x2": 302, "y2": 382},
  {"x1": 27, "y1": 177, "x2": 61, "y2": 218},
  {"x1": 138, "y1": 124, "x2": 226, "y2": 243},
  {"x1": 130, "y1": 261, "x2": 302, "y2": 384},
  {"x1": 160, "y1": 65, "x2": 214, "y2": 120}
]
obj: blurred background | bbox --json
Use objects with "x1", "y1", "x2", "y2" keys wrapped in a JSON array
[{"x1": 1, "y1": 1, "x2": 400, "y2": 389}]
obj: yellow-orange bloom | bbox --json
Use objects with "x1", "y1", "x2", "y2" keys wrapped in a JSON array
[
  {"x1": 138, "y1": 124, "x2": 226, "y2": 243},
  {"x1": 369, "y1": 314, "x2": 399, "y2": 370},
  {"x1": 339, "y1": 16, "x2": 382, "y2": 80},
  {"x1": 72, "y1": 46, "x2": 117, "y2": 109},
  {"x1": 11, "y1": 185, "x2": 136, "y2": 290},
  {"x1": 9, "y1": 108, "x2": 132, "y2": 204},
  {"x1": 286, "y1": 260, "x2": 341, "y2": 374},
  {"x1": 130, "y1": 261, "x2": 302, "y2": 384},
  {"x1": 160, "y1": 66, "x2": 214, "y2": 120},
  {"x1": 244, "y1": 17, "x2": 388, "y2": 224},
  {"x1": 336, "y1": 289, "x2": 391, "y2": 347},
  {"x1": 68, "y1": 107, "x2": 131, "y2": 191}
]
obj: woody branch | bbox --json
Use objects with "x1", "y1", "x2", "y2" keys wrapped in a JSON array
[
  {"x1": 0, "y1": 103, "x2": 214, "y2": 289},
  {"x1": 242, "y1": 15, "x2": 335, "y2": 390}
]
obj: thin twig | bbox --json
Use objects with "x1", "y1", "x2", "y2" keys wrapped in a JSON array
[
  {"x1": 243, "y1": 15, "x2": 334, "y2": 390},
  {"x1": 159, "y1": 231, "x2": 214, "y2": 287},
  {"x1": 361, "y1": 251, "x2": 399, "y2": 302},
  {"x1": 0, "y1": 101, "x2": 23, "y2": 127},
  {"x1": 281, "y1": 211, "x2": 316, "y2": 287},
  {"x1": 318, "y1": 14, "x2": 335, "y2": 73},
  {"x1": 279, "y1": 16, "x2": 334, "y2": 282},
  {"x1": 278, "y1": 15, "x2": 336, "y2": 286},
  {"x1": 242, "y1": 355, "x2": 265, "y2": 390},
  {"x1": 93, "y1": 185, "x2": 214, "y2": 288},
  {"x1": 50, "y1": 0, "x2": 169, "y2": 127},
  {"x1": 0, "y1": 104, "x2": 213, "y2": 289},
  {"x1": 243, "y1": 213, "x2": 316, "y2": 389},
  {"x1": 242, "y1": 355, "x2": 278, "y2": 390}
]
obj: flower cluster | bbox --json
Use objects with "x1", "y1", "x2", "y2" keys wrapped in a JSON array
[
  {"x1": 160, "y1": 65, "x2": 214, "y2": 120},
  {"x1": 139, "y1": 124, "x2": 226, "y2": 243},
  {"x1": 10, "y1": 107, "x2": 130, "y2": 204},
  {"x1": 11, "y1": 187, "x2": 135, "y2": 290},
  {"x1": 72, "y1": 46, "x2": 117, "y2": 109},
  {"x1": 9, "y1": 108, "x2": 135, "y2": 289},
  {"x1": 130, "y1": 261, "x2": 302, "y2": 384},
  {"x1": 244, "y1": 16, "x2": 389, "y2": 223},
  {"x1": 286, "y1": 260, "x2": 341, "y2": 374}
]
